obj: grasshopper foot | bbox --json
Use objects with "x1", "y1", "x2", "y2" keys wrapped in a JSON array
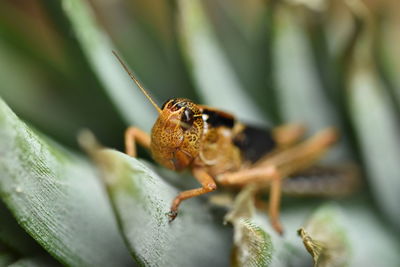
[{"x1": 167, "y1": 210, "x2": 178, "y2": 222}]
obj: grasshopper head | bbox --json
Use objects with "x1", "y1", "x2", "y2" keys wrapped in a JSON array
[
  {"x1": 150, "y1": 98, "x2": 204, "y2": 171},
  {"x1": 111, "y1": 53, "x2": 203, "y2": 170}
]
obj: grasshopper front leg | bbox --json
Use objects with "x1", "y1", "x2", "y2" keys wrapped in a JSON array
[
  {"x1": 168, "y1": 168, "x2": 217, "y2": 222},
  {"x1": 125, "y1": 127, "x2": 151, "y2": 157}
]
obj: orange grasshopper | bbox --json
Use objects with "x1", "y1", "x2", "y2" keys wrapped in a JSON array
[{"x1": 113, "y1": 52, "x2": 357, "y2": 234}]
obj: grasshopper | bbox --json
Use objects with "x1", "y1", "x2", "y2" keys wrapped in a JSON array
[{"x1": 113, "y1": 52, "x2": 357, "y2": 234}]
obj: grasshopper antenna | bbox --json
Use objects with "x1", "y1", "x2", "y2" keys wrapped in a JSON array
[{"x1": 112, "y1": 51, "x2": 162, "y2": 114}]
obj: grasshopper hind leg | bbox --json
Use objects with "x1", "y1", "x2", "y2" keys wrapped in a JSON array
[
  {"x1": 273, "y1": 123, "x2": 305, "y2": 147},
  {"x1": 282, "y1": 164, "x2": 360, "y2": 197},
  {"x1": 217, "y1": 128, "x2": 340, "y2": 234},
  {"x1": 218, "y1": 166, "x2": 285, "y2": 235}
]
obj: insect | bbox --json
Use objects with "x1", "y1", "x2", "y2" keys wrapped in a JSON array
[{"x1": 113, "y1": 52, "x2": 358, "y2": 235}]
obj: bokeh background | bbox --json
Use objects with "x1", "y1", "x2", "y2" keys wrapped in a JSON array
[{"x1": 1, "y1": 0, "x2": 400, "y2": 266}]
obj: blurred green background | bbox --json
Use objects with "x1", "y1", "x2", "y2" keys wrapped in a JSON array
[{"x1": 1, "y1": 0, "x2": 400, "y2": 266}]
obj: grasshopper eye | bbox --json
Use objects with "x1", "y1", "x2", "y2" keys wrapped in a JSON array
[{"x1": 181, "y1": 108, "x2": 194, "y2": 130}]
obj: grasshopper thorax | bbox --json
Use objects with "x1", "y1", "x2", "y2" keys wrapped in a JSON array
[{"x1": 150, "y1": 98, "x2": 204, "y2": 171}]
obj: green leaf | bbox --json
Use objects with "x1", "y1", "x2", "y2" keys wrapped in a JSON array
[
  {"x1": 348, "y1": 32, "x2": 400, "y2": 228},
  {"x1": 231, "y1": 219, "x2": 273, "y2": 267},
  {"x1": 342, "y1": 201, "x2": 400, "y2": 266},
  {"x1": 88, "y1": 0, "x2": 198, "y2": 103},
  {"x1": 177, "y1": 0, "x2": 267, "y2": 125},
  {"x1": 298, "y1": 205, "x2": 350, "y2": 267},
  {"x1": 274, "y1": 5, "x2": 338, "y2": 133},
  {"x1": 0, "y1": 98, "x2": 132, "y2": 266},
  {"x1": 273, "y1": 4, "x2": 349, "y2": 162},
  {"x1": 203, "y1": 1, "x2": 279, "y2": 121},
  {"x1": 0, "y1": 40, "x2": 83, "y2": 146},
  {"x1": 297, "y1": 201, "x2": 400, "y2": 266},
  {"x1": 95, "y1": 149, "x2": 232, "y2": 266},
  {"x1": 224, "y1": 187, "x2": 314, "y2": 267},
  {"x1": 8, "y1": 255, "x2": 61, "y2": 267},
  {"x1": 225, "y1": 185, "x2": 273, "y2": 267},
  {"x1": 62, "y1": 0, "x2": 157, "y2": 131},
  {"x1": 0, "y1": 201, "x2": 43, "y2": 256},
  {"x1": 380, "y1": 14, "x2": 400, "y2": 105},
  {"x1": 251, "y1": 199, "x2": 400, "y2": 267},
  {"x1": 323, "y1": 2, "x2": 356, "y2": 57}
]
